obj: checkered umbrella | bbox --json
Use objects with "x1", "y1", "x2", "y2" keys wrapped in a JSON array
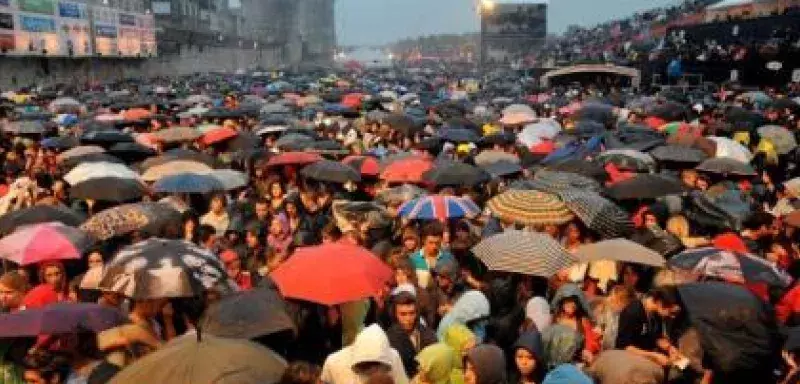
[
  {"x1": 487, "y1": 190, "x2": 574, "y2": 226},
  {"x1": 559, "y1": 190, "x2": 634, "y2": 239},
  {"x1": 472, "y1": 230, "x2": 577, "y2": 277},
  {"x1": 398, "y1": 195, "x2": 480, "y2": 222}
]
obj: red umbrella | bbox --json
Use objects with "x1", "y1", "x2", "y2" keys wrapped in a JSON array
[
  {"x1": 0, "y1": 222, "x2": 91, "y2": 266},
  {"x1": 266, "y1": 152, "x2": 322, "y2": 167},
  {"x1": 270, "y1": 242, "x2": 393, "y2": 305},
  {"x1": 342, "y1": 155, "x2": 380, "y2": 177},
  {"x1": 380, "y1": 157, "x2": 434, "y2": 184},
  {"x1": 201, "y1": 126, "x2": 238, "y2": 145}
]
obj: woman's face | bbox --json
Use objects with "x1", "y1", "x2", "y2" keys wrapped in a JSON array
[
  {"x1": 285, "y1": 202, "x2": 297, "y2": 216},
  {"x1": 515, "y1": 348, "x2": 537, "y2": 377},
  {"x1": 403, "y1": 237, "x2": 418, "y2": 251},
  {"x1": 566, "y1": 224, "x2": 581, "y2": 241},
  {"x1": 395, "y1": 269, "x2": 410, "y2": 286},
  {"x1": 87, "y1": 252, "x2": 104, "y2": 269},
  {"x1": 644, "y1": 214, "x2": 659, "y2": 228},
  {"x1": 561, "y1": 299, "x2": 578, "y2": 316},
  {"x1": 270, "y1": 183, "x2": 283, "y2": 198},
  {"x1": 623, "y1": 266, "x2": 640, "y2": 287},
  {"x1": 43, "y1": 265, "x2": 63, "y2": 287},
  {"x1": 269, "y1": 218, "x2": 283, "y2": 236},
  {"x1": 210, "y1": 197, "x2": 225, "y2": 213}
]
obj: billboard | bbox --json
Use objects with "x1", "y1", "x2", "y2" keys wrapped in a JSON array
[
  {"x1": 482, "y1": 1, "x2": 547, "y2": 67},
  {"x1": 18, "y1": 0, "x2": 56, "y2": 15},
  {"x1": 57, "y1": 1, "x2": 90, "y2": 56},
  {"x1": 92, "y1": 5, "x2": 117, "y2": 56}
]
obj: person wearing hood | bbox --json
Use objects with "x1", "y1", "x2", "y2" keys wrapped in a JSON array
[
  {"x1": 442, "y1": 324, "x2": 476, "y2": 384},
  {"x1": 550, "y1": 284, "x2": 600, "y2": 363},
  {"x1": 386, "y1": 291, "x2": 438, "y2": 378},
  {"x1": 436, "y1": 290, "x2": 490, "y2": 343},
  {"x1": 321, "y1": 323, "x2": 409, "y2": 384},
  {"x1": 412, "y1": 343, "x2": 457, "y2": 384},
  {"x1": 464, "y1": 344, "x2": 506, "y2": 384},
  {"x1": 430, "y1": 257, "x2": 466, "y2": 322},
  {"x1": 542, "y1": 364, "x2": 592, "y2": 384},
  {"x1": 511, "y1": 331, "x2": 545, "y2": 384}
]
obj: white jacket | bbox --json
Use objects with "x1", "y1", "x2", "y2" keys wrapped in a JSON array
[{"x1": 321, "y1": 324, "x2": 409, "y2": 384}]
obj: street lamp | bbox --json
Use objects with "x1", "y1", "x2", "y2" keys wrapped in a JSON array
[
  {"x1": 477, "y1": 0, "x2": 495, "y2": 77},
  {"x1": 479, "y1": 0, "x2": 495, "y2": 14}
]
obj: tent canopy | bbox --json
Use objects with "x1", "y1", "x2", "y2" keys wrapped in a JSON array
[
  {"x1": 706, "y1": 0, "x2": 754, "y2": 10},
  {"x1": 541, "y1": 64, "x2": 641, "y2": 89}
]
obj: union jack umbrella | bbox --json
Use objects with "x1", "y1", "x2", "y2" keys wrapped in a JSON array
[{"x1": 397, "y1": 195, "x2": 480, "y2": 222}]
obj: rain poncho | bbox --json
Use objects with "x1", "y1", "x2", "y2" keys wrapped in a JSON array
[
  {"x1": 321, "y1": 324, "x2": 409, "y2": 384},
  {"x1": 436, "y1": 290, "x2": 490, "y2": 342},
  {"x1": 414, "y1": 344, "x2": 456, "y2": 384},
  {"x1": 525, "y1": 297, "x2": 552, "y2": 331},
  {"x1": 441, "y1": 324, "x2": 475, "y2": 384}
]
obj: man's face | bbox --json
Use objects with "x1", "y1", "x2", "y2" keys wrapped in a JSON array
[
  {"x1": 657, "y1": 303, "x2": 680, "y2": 318},
  {"x1": 255, "y1": 203, "x2": 269, "y2": 220},
  {"x1": 0, "y1": 283, "x2": 22, "y2": 309},
  {"x1": 423, "y1": 235, "x2": 442, "y2": 256},
  {"x1": 395, "y1": 303, "x2": 417, "y2": 332}
]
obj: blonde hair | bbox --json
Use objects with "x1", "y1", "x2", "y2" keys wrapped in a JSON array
[{"x1": 666, "y1": 215, "x2": 690, "y2": 238}]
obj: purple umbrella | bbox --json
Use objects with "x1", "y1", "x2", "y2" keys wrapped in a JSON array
[{"x1": 0, "y1": 303, "x2": 127, "y2": 337}]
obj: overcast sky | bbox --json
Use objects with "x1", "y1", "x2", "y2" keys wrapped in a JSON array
[{"x1": 335, "y1": 0, "x2": 679, "y2": 45}]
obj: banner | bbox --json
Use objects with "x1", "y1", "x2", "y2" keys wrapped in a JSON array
[
  {"x1": 92, "y1": 5, "x2": 118, "y2": 56},
  {"x1": 20, "y1": 15, "x2": 55, "y2": 32},
  {"x1": 58, "y1": 1, "x2": 86, "y2": 19},
  {"x1": 56, "y1": 1, "x2": 90, "y2": 56},
  {"x1": 18, "y1": 0, "x2": 56, "y2": 15}
]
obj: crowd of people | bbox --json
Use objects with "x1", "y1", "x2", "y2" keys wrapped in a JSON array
[{"x1": 0, "y1": 64, "x2": 798, "y2": 384}]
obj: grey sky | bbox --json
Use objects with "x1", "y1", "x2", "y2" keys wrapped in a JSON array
[{"x1": 335, "y1": 0, "x2": 679, "y2": 46}]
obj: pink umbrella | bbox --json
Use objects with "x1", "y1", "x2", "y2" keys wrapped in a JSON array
[
  {"x1": 0, "y1": 222, "x2": 91, "y2": 266},
  {"x1": 95, "y1": 113, "x2": 123, "y2": 122}
]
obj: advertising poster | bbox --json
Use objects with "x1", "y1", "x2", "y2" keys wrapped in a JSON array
[
  {"x1": 92, "y1": 5, "x2": 117, "y2": 56},
  {"x1": 17, "y1": 14, "x2": 60, "y2": 54},
  {"x1": 0, "y1": 12, "x2": 13, "y2": 30},
  {"x1": 138, "y1": 13, "x2": 156, "y2": 56},
  {"x1": 117, "y1": 24, "x2": 139, "y2": 56},
  {"x1": 57, "y1": 1, "x2": 90, "y2": 56},
  {"x1": 0, "y1": 0, "x2": 10, "y2": 8},
  {"x1": 18, "y1": 0, "x2": 56, "y2": 15}
]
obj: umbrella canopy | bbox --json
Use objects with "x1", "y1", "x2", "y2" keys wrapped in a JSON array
[
  {"x1": 649, "y1": 145, "x2": 708, "y2": 164},
  {"x1": 4, "y1": 120, "x2": 47, "y2": 134},
  {"x1": 547, "y1": 159, "x2": 608, "y2": 182},
  {"x1": 424, "y1": 161, "x2": 490, "y2": 187},
  {"x1": 70, "y1": 177, "x2": 146, "y2": 202},
  {"x1": 64, "y1": 161, "x2": 140, "y2": 185},
  {"x1": 474, "y1": 150, "x2": 520, "y2": 166},
  {"x1": 380, "y1": 157, "x2": 434, "y2": 184},
  {"x1": 530, "y1": 170, "x2": 602, "y2": 194},
  {"x1": 0, "y1": 303, "x2": 126, "y2": 338},
  {"x1": 342, "y1": 155, "x2": 381, "y2": 177},
  {"x1": 668, "y1": 247, "x2": 791, "y2": 287},
  {"x1": 596, "y1": 149, "x2": 655, "y2": 172},
  {"x1": 574, "y1": 238, "x2": 666, "y2": 267},
  {"x1": 57, "y1": 145, "x2": 106, "y2": 162},
  {"x1": 151, "y1": 127, "x2": 202, "y2": 143},
  {"x1": 152, "y1": 173, "x2": 225, "y2": 194},
  {"x1": 275, "y1": 133, "x2": 314, "y2": 148},
  {"x1": 41, "y1": 136, "x2": 79, "y2": 150},
  {"x1": 605, "y1": 174, "x2": 685, "y2": 200},
  {"x1": 201, "y1": 126, "x2": 238, "y2": 146},
  {"x1": 271, "y1": 242, "x2": 393, "y2": 305},
  {"x1": 0, "y1": 205, "x2": 84, "y2": 235},
  {"x1": 437, "y1": 128, "x2": 480, "y2": 143},
  {"x1": 99, "y1": 238, "x2": 234, "y2": 299},
  {"x1": 81, "y1": 202, "x2": 181, "y2": 241},
  {"x1": 210, "y1": 169, "x2": 248, "y2": 190},
  {"x1": 141, "y1": 160, "x2": 213, "y2": 181},
  {"x1": 81, "y1": 130, "x2": 134, "y2": 146},
  {"x1": 560, "y1": 190, "x2": 634, "y2": 239},
  {"x1": 695, "y1": 157, "x2": 756, "y2": 176},
  {"x1": 707, "y1": 136, "x2": 753, "y2": 163},
  {"x1": 677, "y1": 282, "x2": 781, "y2": 379},
  {"x1": 200, "y1": 287, "x2": 295, "y2": 339},
  {"x1": 0, "y1": 222, "x2": 92, "y2": 266},
  {"x1": 375, "y1": 184, "x2": 427, "y2": 205},
  {"x1": 480, "y1": 161, "x2": 523, "y2": 178},
  {"x1": 486, "y1": 190, "x2": 574, "y2": 226},
  {"x1": 108, "y1": 142, "x2": 156, "y2": 161},
  {"x1": 385, "y1": 113, "x2": 422, "y2": 136},
  {"x1": 757, "y1": 125, "x2": 797, "y2": 155},
  {"x1": 300, "y1": 160, "x2": 361, "y2": 184},
  {"x1": 265, "y1": 152, "x2": 322, "y2": 167},
  {"x1": 109, "y1": 335, "x2": 287, "y2": 384},
  {"x1": 518, "y1": 121, "x2": 561, "y2": 147},
  {"x1": 472, "y1": 230, "x2": 577, "y2": 277},
  {"x1": 398, "y1": 195, "x2": 480, "y2": 221},
  {"x1": 141, "y1": 151, "x2": 218, "y2": 170}
]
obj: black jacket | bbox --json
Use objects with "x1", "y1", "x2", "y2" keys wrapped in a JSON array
[{"x1": 385, "y1": 322, "x2": 437, "y2": 378}]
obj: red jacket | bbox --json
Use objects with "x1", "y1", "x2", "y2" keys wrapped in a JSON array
[{"x1": 776, "y1": 284, "x2": 800, "y2": 324}]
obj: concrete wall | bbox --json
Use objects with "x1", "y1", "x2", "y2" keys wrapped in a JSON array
[{"x1": 0, "y1": 45, "x2": 284, "y2": 88}]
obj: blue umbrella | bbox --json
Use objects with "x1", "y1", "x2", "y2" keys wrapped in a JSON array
[
  {"x1": 152, "y1": 173, "x2": 225, "y2": 194},
  {"x1": 398, "y1": 195, "x2": 481, "y2": 221}
]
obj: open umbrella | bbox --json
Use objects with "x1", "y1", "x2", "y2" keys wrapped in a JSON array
[
  {"x1": 486, "y1": 190, "x2": 574, "y2": 226},
  {"x1": 424, "y1": 161, "x2": 490, "y2": 187},
  {"x1": 300, "y1": 160, "x2": 361, "y2": 184},
  {"x1": 398, "y1": 195, "x2": 480, "y2": 222},
  {"x1": 707, "y1": 136, "x2": 753, "y2": 163},
  {"x1": 437, "y1": 128, "x2": 480, "y2": 143},
  {"x1": 57, "y1": 145, "x2": 106, "y2": 162},
  {"x1": 649, "y1": 145, "x2": 708, "y2": 164},
  {"x1": 695, "y1": 157, "x2": 756, "y2": 176},
  {"x1": 108, "y1": 142, "x2": 156, "y2": 161},
  {"x1": 596, "y1": 149, "x2": 655, "y2": 172},
  {"x1": 41, "y1": 136, "x2": 79, "y2": 150},
  {"x1": 605, "y1": 174, "x2": 685, "y2": 200},
  {"x1": 481, "y1": 161, "x2": 523, "y2": 178},
  {"x1": 375, "y1": 184, "x2": 427, "y2": 205},
  {"x1": 152, "y1": 173, "x2": 225, "y2": 194},
  {"x1": 668, "y1": 246, "x2": 791, "y2": 287},
  {"x1": 559, "y1": 190, "x2": 634, "y2": 239},
  {"x1": 109, "y1": 335, "x2": 287, "y2": 384},
  {"x1": 266, "y1": 152, "x2": 322, "y2": 167},
  {"x1": 574, "y1": 238, "x2": 665, "y2": 267},
  {"x1": 474, "y1": 150, "x2": 520, "y2": 166},
  {"x1": 4, "y1": 120, "x2": 47, "y2": 134},
  {"x1": 271, "y1": 242, "x2": 393, "y2": 305},
  {"x1": 64, "y1": 161, "x2": 140, "y2": 185},
  {"x1": 81, "y1": 130, "x2": 134, "y2": 146},
  {"x1": 0, "y1": 222, "x2": 92, "y2": 266},
  {"x1": 546, "y1": 159, "x2": 608, "y2": 182},
  {"x1": 201, "y1": 126, "x2": 238, "y2": 146},
  {"x1": 210, "y1": 169, "x2": 248, "y2": 190},
  {"x1": 0, "y1": 205, "x2": 84, "y2": 235},
  {"x1": 530, "y1": 170, "x2": 602, "y2": 194},
  {"x1": 342, "y1": 155, "x2": 381, "y2": 177},
  {"x1": 151, "y1": 127, "x2": 202, "y2": 143},
  {"x1": 380, "y1": 157, "x2": 434, "y2": 184},
  {"x1": 141, "y1": 151, "x2": 217, "y2": 170},
  {"x1": 0, "y1": 303, "x2": 126, "y2": 338},
  {"x1": 757, "y1": 125, "x2": 797, "y2": 155},
  {"x1": 70, "y1": 177, "x2": 146, "y2": 202},
  {"x1": 200, "y1": 287, "x2": 295, "y2": 339},
  {"x1": 141, "y1": 160, "x2": 213, "y2": 181},
  {"x1": 99, "y1": 238, "x2": 234, "y2": 299},
  {"x1": 81, "y1": 203, "x2": 181, "y2": 241},
  {"x1": 472, "y1": 230, "x2": 577, "y2": 277}
]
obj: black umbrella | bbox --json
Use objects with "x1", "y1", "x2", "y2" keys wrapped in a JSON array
[
  {"x1": 771, "y1": 98, "x2": 800, "y2": 113},
  {"x1": 678, "y1": 282, "x2": 780, "y2": 381},
  {"x1": 4, "y1": 121, "x2": 47, "y2": 134},
  {"x1": 695, "y1": 157, "x2": 756, "y2": 176},
  {"x1": 605, "y1": 174, "x2": 685, "y2": 200},
  {"x1": 424, "y1": 161, "x2": 490, "y2": 187},
  {"x1": 70, "y1": 177, "x2": 146, "y2": 202},
  {"x1": 604, "y1": 124, "x2": 666, "y2": 151},
  {"x1": 300, "y1": 160, "x2": 361, "y2": 183},
  {"x1": 649, "y1": 145, "x2": 708, "y2": 164},
  {"x1": 560, "y1": 189, "x2": 634, "y2": 239},
  {"x1": 437, "y1": 128, "x2": 480, "y2": 143},
  {"x1": 108, "y1": 142, "x2": 156, "y2": 162},
  {"x1": 41, "y1": 136, "x2": 80, "y2": 150},
  {"x1": 480, "y1": 161, "x2": 522, "y2": 178},
  {"x1": 60, "y1": 153, "x2": 124, "y2": 170},
  {"x1": 479, "y1": 132, "x2": 516, "y2": 146},
  {"x1": 80, "y1": 130, "x2": 134, "y2": 146},
  {"x1": 574, "y1": 102, "x2": 614, "y2": 124},
  {"x1": 385, "y1": 113, "x2": 422, "y2": 136},
  {"x1": 0, "y1": 205, "x2": 85, "y2": 235},
  {"x1": 223, "y1": 131, "x2": 259, "y2": 151},
  {"x1": 646, "y1": 101, "x2": 688, "y2": 122},
  {"x1": 200, "y1": 286, "x2": 295, "y2": 339},
  {"x1": 546, "y1": 159, "x2": 608, "y2": 183}
]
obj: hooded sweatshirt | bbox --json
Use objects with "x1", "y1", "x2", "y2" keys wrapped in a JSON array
[
  {"x1": 465, "y1": 345, "x2": 507, "y2": 384},
  {"x1": 511, "y1": 331, "x2": 545, "y2": 384},
  {"x1": 321, "y1": 324, "x2": 409, "y2": 384},
  {"x1": 414, "y1": 344, "x2": 456, "y2": 384},
  {"x1": 542, "y1": 364, "x2": 592, "y2": 384},
  {"x1": 437, "y1": 291, "x2": 490, "y2": 341},
  {"x1": 442, "y1": 324, "x2": 475, "y2": 384}
]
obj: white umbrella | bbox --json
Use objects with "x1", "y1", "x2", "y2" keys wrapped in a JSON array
[
  {"x1": 211, "y1": 169, "x2": 248, "y2": 190},
  {"x1": 574, "y1": 238, "x2": 666, "y2": 267},
  {"x1": 64, "y1": 162, "x2": 140, "y2": 185},
  {"x1": 518, "y1": 121, "x2": 561, "y2": 147},
  {"x1": 502, "y1": 103, "x2": 536, "y2": 116},
  {"x1": 141, "y1": 160, "x2": 213, "y2": 182},
  {"x1": 57, "y1": 145, "x2": 106, "y2": 162},
  {"x1": 708, "y1": 136, "x2": 753, "y2": 163}
]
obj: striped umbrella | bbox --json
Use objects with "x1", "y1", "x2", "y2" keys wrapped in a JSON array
[
  {"x1": 0, "y1": 222, "x2": 92, "y2": 266},
  {"x1": 487, "y1": 190, "x2": 574, "y2": 226},
  {"x1": 668, "y1": 247, "x2": 791, "y2": 288},
  {"x1": 559, "y1": 190, "x2": 634, "y2": 239},
  {"x1": 529, "y1": 170, "x2": 602, "y2": 194},
  {"x1": 398, "y1": 195, "x2": 480, "y2": 222},
  {"x1": 472, "y1": 230, "x2": 577, "y2": 277}
]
